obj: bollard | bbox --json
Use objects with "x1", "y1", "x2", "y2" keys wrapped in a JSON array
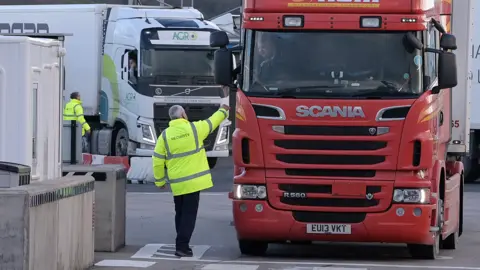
[{"x1": 62, "y1": 164, "x2": 126, "y2": 252}]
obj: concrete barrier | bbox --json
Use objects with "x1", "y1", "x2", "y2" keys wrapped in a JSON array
[
  {"x1": 62, "y1": 164, "x2": 126, "y2": 252},
  {"x1": 0, "y1": 175, "x2": 94, "y2": 270}
]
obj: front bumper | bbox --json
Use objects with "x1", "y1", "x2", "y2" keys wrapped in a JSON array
[{"x1": 232, "y1": 200, "x2": 434, "y2": 245}]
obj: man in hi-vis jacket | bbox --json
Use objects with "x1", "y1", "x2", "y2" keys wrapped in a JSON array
[{"x1": 152, "y1": 104, "x2": 229, "y2": 257}]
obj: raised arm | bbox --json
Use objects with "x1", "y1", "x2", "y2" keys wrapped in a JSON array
[{"x1": 194, "y1": 105, "x2": 229, "y2": 142}]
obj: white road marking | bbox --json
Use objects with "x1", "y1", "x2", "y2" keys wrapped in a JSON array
[
  {"x1": 128, "y1": 244, "x2": 471, "y2": 269},
  {"x1": 282, "y1": 267, "x2": 367, "y2": 270},
  {"x1": 131, "y1": 192, "x2": 228, "y2": 196},
  {"x1": 200, "y1": 264, "x2": 259, "y2": 270},
  {"x1": 223, "y1": 259, "x2": 480, "y2": 270},
  {"x1": 94, "y1": 260, "x2": 156, "y2": 268},
  {"x1": 131, "y1": 244, "x2": 212, "y2": 261}
]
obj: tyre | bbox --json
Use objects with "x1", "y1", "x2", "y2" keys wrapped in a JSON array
[
  {"x1": 208, "y1": 157, "x2": 217, "y2": 169},
  {"x1": 113, "y1": 127, "x2": 129, "y2": 156},
  {"x1": 442, "y1": 230, "x2": 459, "y2": 250},
  {"x1": 408, "y1": 199, "x2": 443, "y2": 259},
  {"x1": 238, "y1": 240, "x2": 268, "y2": 256}
]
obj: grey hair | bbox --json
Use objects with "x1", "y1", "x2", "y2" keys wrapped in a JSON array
[{"x1": 168, "y1": 105, "x2": 185, "y2": 120}]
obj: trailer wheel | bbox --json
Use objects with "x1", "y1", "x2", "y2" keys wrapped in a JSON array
[
  {"x1": 238, "y1": 240, "x2": 268, "y2": 256},
  {"x1": 208, "y1": 157, "x2": 217, "y2": 169},
  {"x1": 113, "y1": 127, "x2": 129, "y2": 156},
  {"x1": 408, "y1": 199, "x2": 443, "y2": 259}
]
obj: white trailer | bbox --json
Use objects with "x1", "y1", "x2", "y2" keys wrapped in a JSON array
[
  {"x1": 0, "y1": 35, "x2": 64, "y2": 181},
  {"x1": 449, "y1": 0, "x2": 480, "y2": 182},
  {"x1": 0, "y1": 4, "x2": 231, "y2": 169}
]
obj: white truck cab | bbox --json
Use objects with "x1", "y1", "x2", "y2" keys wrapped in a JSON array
[{"x1": 0, "y1": 5, "x2": 232, "y2": 168}]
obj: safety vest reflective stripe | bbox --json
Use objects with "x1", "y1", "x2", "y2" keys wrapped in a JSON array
[
  {"x1": 157, "y1": 168, "x2": 211, "y2": 184},
  {"x1": 219, "y1": 109, "x2": 227, "y2": 118},
  {"x1": 160, "y1": 122, "x2": 205, "y2": 160},
  {"x1": 63, "y1": 104, "x2": 83, "y2": 117},
  {"x1": 63, "y1": 114, "x2": 84, "y2": 117},
  {"x1": 153, "y1": 121, "x2": 212, "y2": 184},
  {"x1": 206, "y1": 119, "x2": 213, "y2": 134}
]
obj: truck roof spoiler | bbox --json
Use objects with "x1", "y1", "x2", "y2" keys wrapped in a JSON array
[{"x1": 0, "y1": 33, "x2": 73, "y2": 41}]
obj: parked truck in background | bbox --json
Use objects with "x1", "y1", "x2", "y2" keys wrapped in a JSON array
[
  {"x1": 0, "y1": 4, "x2": 232, "y2": 168},
  {"x1": 461, "y1": 0, "x2": 480, "y2": 183},
  {"x1": 211, "y1": 0, "x2": 465, "y2": 259}
]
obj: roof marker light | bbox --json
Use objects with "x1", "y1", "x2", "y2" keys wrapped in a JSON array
[
  {"x1": 283, "y1": 16, "x2": 304, "y2": 27},
  {"x1": 360, "y1": 16, "x2": 381, "y2": 28},
  {"x1": 401, "y1": 18, "x2": 417, "y2": 23},
  {"x1": 249, "y1": 17, "x2": 264, "y2": 21}
]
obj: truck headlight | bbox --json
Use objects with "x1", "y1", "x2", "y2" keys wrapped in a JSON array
[
  {"x1": 140, "y1": 124, "x2": 155, "y2": 144},
  {"x1": 393, "y1": 188, "x2": 430, "y2": 204},
  {"x1": 216, "y1": 126, "x2": 228, "y2": 144},
  {"x1": 233, "y1": 184, "x2": 267, "y2": 200}
]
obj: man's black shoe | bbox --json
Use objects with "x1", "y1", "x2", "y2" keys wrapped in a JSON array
[{"x1": 175, "y1": 250, "x2": 193, "y2": 257}]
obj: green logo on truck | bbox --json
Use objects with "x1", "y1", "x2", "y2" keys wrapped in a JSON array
[{"x1": 172, "y1": 31, "x2": 198, "y2": 40}]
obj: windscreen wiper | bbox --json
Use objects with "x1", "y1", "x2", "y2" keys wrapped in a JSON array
[
  {"x1": 280, "y1": 84, "x2": 345, "y2": 92},
  {"x1": 349, "y1": 89, "x2": 418, "y2": 98}
]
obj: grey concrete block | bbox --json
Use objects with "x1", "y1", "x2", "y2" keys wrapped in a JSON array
[
  {"x1": 62, "y1": 164, "x2": 126, "y2": 252},
  {"x1": 0, "y1": 176, "x2": 95, "y2": 270}
]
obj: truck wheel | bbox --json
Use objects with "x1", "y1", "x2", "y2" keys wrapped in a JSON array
[
  {"x1": 408, "y1": 199, "x2": 443, "y2": 259},
  {"x1": 238, "y1": 240, "x2": 268, "y2": 256},
  {"x1": 208, "y1": 157, "x2": 217, "y2": 169},
  {"x1": 113, "y1": 127, "x2": 129, "y2": 156}
]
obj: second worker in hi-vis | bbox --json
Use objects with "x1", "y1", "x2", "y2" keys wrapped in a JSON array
[{"x1": 152, "y1": 104, "x2": 229, "y2": 257}]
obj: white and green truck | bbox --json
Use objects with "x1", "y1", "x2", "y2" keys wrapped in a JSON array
[{"x1": 0, "y1": 4, "x2": 232, "y2": 169}]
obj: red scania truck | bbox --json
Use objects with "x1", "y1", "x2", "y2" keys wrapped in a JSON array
[{"x1": 210, "y1": 0, "x2": 464, "y2": 260}]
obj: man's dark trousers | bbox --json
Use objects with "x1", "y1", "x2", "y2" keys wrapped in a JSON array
[{"x1": 174, "y1": 191, "x2": 200, "y2": 252}]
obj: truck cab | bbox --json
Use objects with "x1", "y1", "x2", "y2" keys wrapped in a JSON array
[
  {"x1": 212, "y1": 0, "x2": 464, "y2": 259},
  {"x1": 101, "y1": 6, "x2": 232, "y2": 164}
]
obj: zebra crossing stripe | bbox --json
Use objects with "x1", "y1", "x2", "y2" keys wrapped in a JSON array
[
  {"x1": 199, "y1": 264, "x2": 368, "y2": 270},
  {"x1": 200, "y1": 264, "x2": 259, "y2": 270}
]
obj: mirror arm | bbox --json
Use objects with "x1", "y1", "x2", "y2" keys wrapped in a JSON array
[
  {"x1": 431, "y1": 86, "x2": 441, "y2": 95},
  {"x1": 425, "y1": 48, "x2": 443, "y2": 54}
]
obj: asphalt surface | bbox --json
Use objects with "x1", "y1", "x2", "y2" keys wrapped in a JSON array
[{"x1": 94, "y1": 157, "x2": 480, "y2": 270}]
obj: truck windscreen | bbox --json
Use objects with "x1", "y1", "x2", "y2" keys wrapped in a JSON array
[
  {"x1": 140, "y1": 49, "x2": 215, "y2": 84},
  {"x1": 242, "y1": 30, "x2": 423, "y2": 98}
]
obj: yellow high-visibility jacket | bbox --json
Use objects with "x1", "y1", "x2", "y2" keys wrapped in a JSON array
[
  {"x1": 152, "y1": 108, "x2": 228, "y2": 196},
  {"x1": 63, "y1": 99, "x2": 91, "y2": 136}
]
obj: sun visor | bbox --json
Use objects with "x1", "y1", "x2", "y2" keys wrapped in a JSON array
[
  {"x1": 247, "y1": 0, "x2": 423, "y2": 14},
  {"x1": 145, "y1": 30, "x2": 211, "y2": 46}
]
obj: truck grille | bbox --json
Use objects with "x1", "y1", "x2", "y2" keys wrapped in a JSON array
[
  {"x1": 276, "y1": 154, "x2": 385, "y2": 165},
  {"x1": 274, "y1": 125, "x2": 388, "y2": 167},
  {"x1": 153, "y1": 103, "x2": 218, "y2": 151}
]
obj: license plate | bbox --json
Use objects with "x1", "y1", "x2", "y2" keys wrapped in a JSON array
[{"x1": 306, "y1": 223, "x2": 352, "y2": 234}]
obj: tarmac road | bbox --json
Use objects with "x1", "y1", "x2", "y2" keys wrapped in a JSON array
[{"x1": 94, "y1": 157, "x2": 480, "y2": 270}]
